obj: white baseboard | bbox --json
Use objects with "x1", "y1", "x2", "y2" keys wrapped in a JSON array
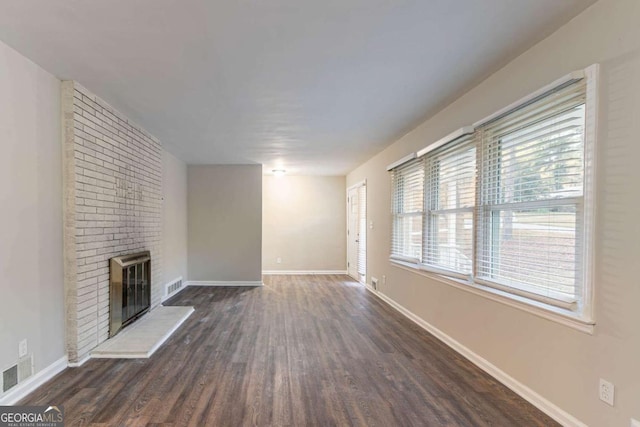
[
  {"x1": 365, "y1": 287, "x2": 587, "y2": 427},
  {"x1": 186, "y1": 280, "x2": 264, "y2": 287},
  {"x1": 0, "y1": 355, "x2": 68, "y2": 405},
  {"x1": 262, "y1": 270, "x2": 348, "y2": 275}
]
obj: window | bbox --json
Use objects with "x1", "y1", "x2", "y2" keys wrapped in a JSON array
[
  {"x1": 423, "y1": 134, "x2": 475, "y2": 277},
  {"x1": 387, "y1": 66, "x2": 597, "y2": 326},
  {"x1": 390, "y1": 157, "x2": 424, "y2": 263},
  {"x1": 476, "y1": 80, "x2": 587, "y2": 308}
]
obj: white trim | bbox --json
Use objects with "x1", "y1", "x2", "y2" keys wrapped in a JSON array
[
  {"x1": 347, "y1": 184, "x2": 358, "y2": 280},
  {"x1": 346, "y1": 181, "x2": 368, "y2": 284},
  {"x1": 262, "y1": 270, "x2": 348, "y2": 275},
  {"x1": 364, "y1": 286, "x2": 588, "y2": 427},
  {"x1": 162, "y1": 276, "x2": 186, "y2": 302},
  {"x1": 473, "y1": 69, "x2": 585, "y2": 128},
  {"x1": 390, "y1": 254, "x2": 421, "y2": 265},
  {"x1": 474, "y1": 277, "x2": 577, "y2": 308},
  {"x1": 416, "y1": 126, "x2": 475, "y2": 157},
  {"x1": 386, "y1": 152, "x2": 417, "y2": 171},
  {"x1": 0, "y1": 356, "x2": 68, "y2": 405},
  {"x1": 581, "y1": 63, "x2": 599, "y2": 324},
  {"x1": 186, "y1": 280, "x2": 264, "y2": 287},
  {"x1": 358, "y1": 183, "x2": 367, "y2": 285},
  {"x1": 347, "y1": 179, "x2": 367, "y2": 191},
  {"x1": 390, "y1": 260, "x2": 594, "y2": 334}
]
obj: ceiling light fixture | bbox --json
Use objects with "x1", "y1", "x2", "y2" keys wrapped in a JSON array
[{"x1": 272, "y1": 169, "x2": 286, "y2": 176}]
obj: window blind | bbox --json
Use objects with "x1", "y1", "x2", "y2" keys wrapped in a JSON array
[
  {"x1": 387, "y1": 66, "x2": 596, "y2": 321},
  {"x1": 390, "y1": 158, "x2": 424, "y2": 262},
  {"x1": 423, "y1": 134, "x2": 476, "y2": 276},
  {"x1": 476, "y1": 79, "x2": 587, "y2": 306}
]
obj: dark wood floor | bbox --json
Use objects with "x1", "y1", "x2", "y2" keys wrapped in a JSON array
[{"x1": 22, "y1": 275, "x2": 558, "y2": 426}]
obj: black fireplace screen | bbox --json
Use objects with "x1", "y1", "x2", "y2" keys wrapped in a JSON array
[{"x1": 109, "y1": 251, "x2": 151, "y2": 337}]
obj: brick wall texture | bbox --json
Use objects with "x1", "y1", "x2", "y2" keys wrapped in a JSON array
[{"x1": 62, "y1": 81, "x2": 162, "y2": 363}]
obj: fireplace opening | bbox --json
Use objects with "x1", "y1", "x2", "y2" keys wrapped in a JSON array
[{"x1": 109, "y1": 251, "x2": 151, "y2": 337}]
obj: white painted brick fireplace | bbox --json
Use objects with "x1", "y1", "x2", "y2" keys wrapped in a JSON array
[{"x1": 62, "y1": 81, "x2": 163, "y2": 364}]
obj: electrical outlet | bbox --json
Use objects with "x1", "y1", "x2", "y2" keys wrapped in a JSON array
[
  {"x1": 599, "y1": 378, "x2": 614, "y2": 406},
  {"x1": 630, "y1": 418, "x2": 640, "y2": 427},
  {"x1": 18, "y1": 339, "x2": 27, "y2": 358},
  {"x1": 382, "y1": 275, "x2": 386, "y2": 286},
  {"x1": 276, "y1": 257, "x2": 282, "y2": 264}
]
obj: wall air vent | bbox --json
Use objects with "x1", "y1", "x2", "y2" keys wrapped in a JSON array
[
  {"x1": 166, "y1": 278, "x2": 184, "y2": 299},
  {"x1": 2, "y1": 365, "x2": 18, "y2": 393}
]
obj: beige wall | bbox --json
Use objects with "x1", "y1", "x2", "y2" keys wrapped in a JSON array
[
  {"x1": 162, "y1": 150, "x2": 188, "y2": 286},
  {"x1": 347, "y1": 0, "x2": 640, "y2": 425},
  {"x1": 0, "y1": 40, "x2": 65, "y2": 383},
  {"x1": 187, "y1": 165, "x2": 262, "y2": 282},
  {"x1": 263, "y1": 175, "x2": 346, "y2": 272}
]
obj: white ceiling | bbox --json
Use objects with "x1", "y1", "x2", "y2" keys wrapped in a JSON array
[{"x1": 0, "y1": 0, "x2": 595, "y2": 175}]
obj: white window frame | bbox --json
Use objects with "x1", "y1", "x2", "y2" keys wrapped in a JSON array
[
  {"x1": 389, "y1": 155, "x2": 424, "y2": 264},
  {"x1": 388, "y1": 64, "x2": 598, "y2": 333},
  {"x1": 422, "y1": 131, "x2": 476, "y2": 279}
]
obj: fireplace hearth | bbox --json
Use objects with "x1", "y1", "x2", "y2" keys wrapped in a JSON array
[{"x1": 109, "y1": 251, "x2": 151, "y2": 337}]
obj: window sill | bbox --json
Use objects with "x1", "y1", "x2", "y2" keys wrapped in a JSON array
[{"x1": 389, "y1": 259, "x2": 595, "y2": 334}]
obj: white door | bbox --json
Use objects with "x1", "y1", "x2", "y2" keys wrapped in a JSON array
[
  {"x1": 356, "y1": 184, "x2": 366, "y2": 283},
  {"x1": 347, "y1": 183, "x2": 366, "y2": 283},
  {"x1": 347, "y1": 187, "x2": 359, "y2": 280}
]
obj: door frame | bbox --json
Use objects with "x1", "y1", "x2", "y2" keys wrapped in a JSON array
[{"x1": 346, "y1": 180, "x2": 366, "y2": 283}]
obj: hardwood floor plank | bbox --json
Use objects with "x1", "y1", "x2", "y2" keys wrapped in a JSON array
[{"x1": 20, "y1": 275, "x2": 559, "y2": 426}]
